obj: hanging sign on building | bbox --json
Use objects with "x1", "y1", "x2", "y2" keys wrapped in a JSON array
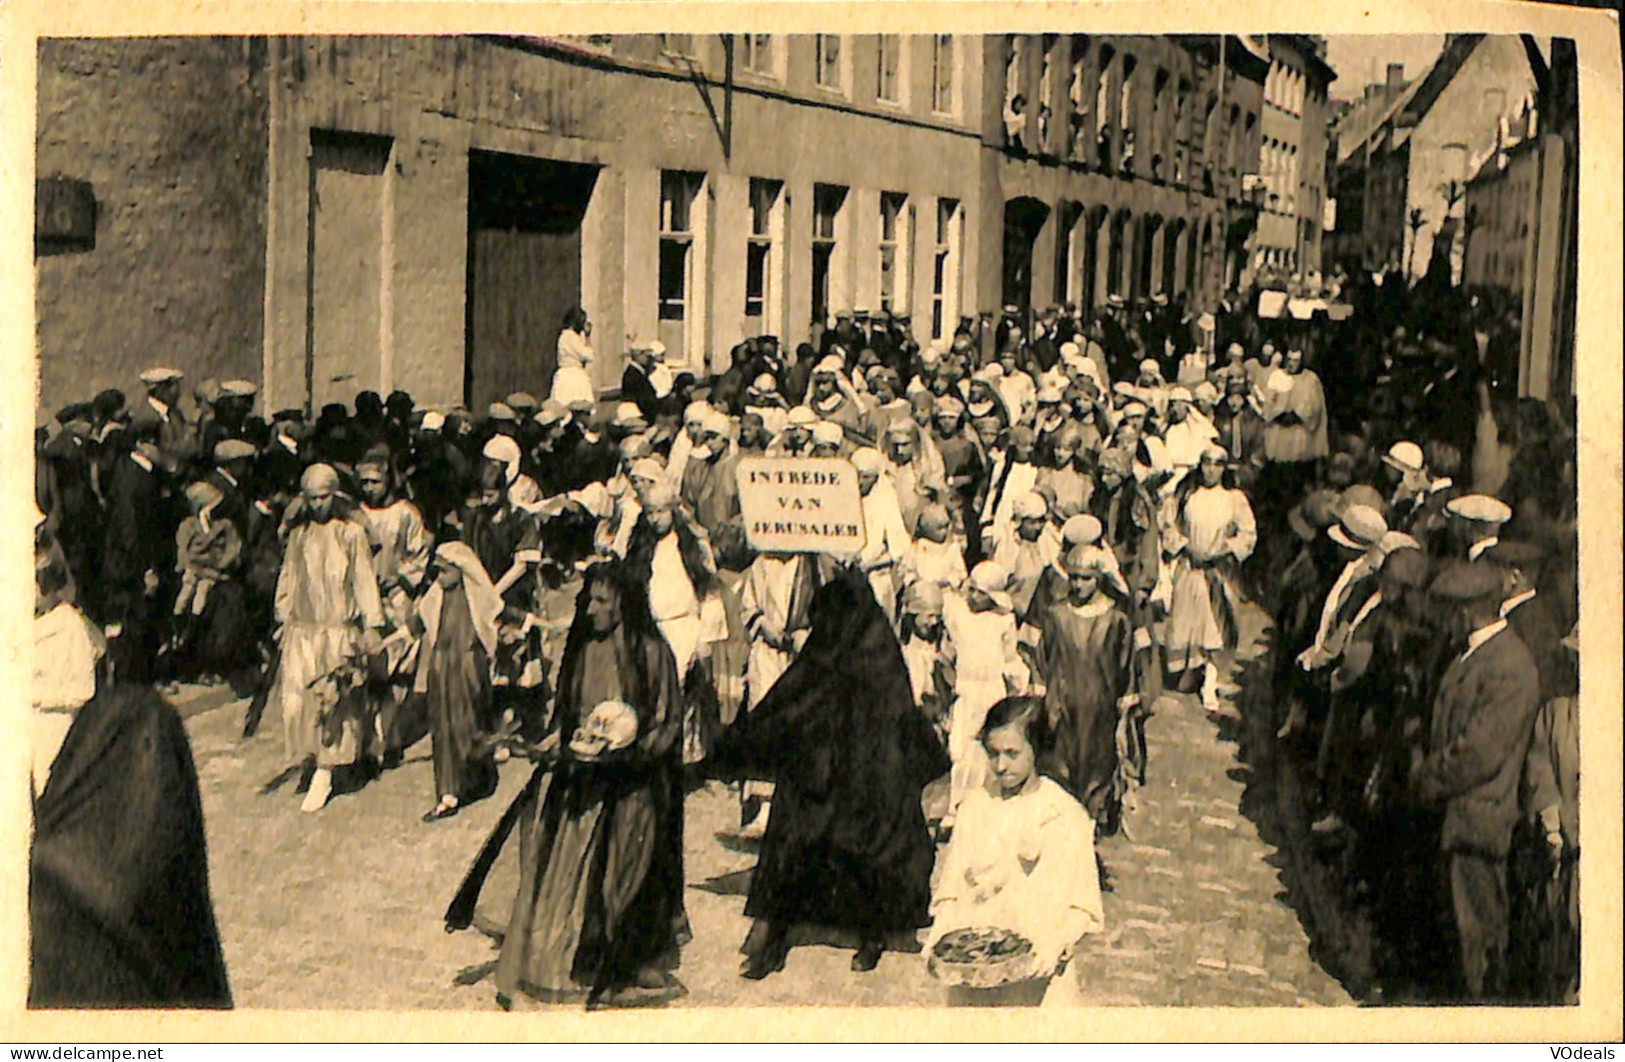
[
  {"x1": 35, "y1": 177, "x2": 96, "y2": 254},
  {"x1": 737, "y1": 457, "x2": 867, "y2": 555}
]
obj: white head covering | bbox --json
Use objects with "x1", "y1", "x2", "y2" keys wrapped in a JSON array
[
  {"x1": 420, "y1": 410, "x2": 446, "y2": 432},
  {"x1": 850, "y1": 447, "x2": 885, "y2": 474},
  {"x1": 968, "y1": 560, "x2": 1015, "y2": 613},
  {"x1": 414, "y1": 541, "x2": 503, "y2": 692},
  {"x1": 481, "y1": 434, "x2": 523, "y2": 484},
  {"x1": 811, "y1": 421, "x2": 844, "y2": 446},
  {"x1": 684, "y1": 400, "x2": 712, "y2": 425}
]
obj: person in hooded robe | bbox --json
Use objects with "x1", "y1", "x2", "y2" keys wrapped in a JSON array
[
  {"x1": 703, "y1": 566, "x2": 951, "y2": 979},
  {"x1": 624, "y1": 479, "x2": 730, "y2": 766},
  {"x1": 445, "y1": 560, "x2": 687, "y2": 1008},
  {"x1": 30, "y1": 682, "x2": 231, "y2": 1010},
  {"x1": 416, "y1": 541, "x2": 504, "y2": 822}
]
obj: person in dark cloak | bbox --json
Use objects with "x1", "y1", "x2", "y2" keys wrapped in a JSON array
[
  {"x1": 703, "y1": 565, "x2": 952, "y2": 979},
  {"x1": 29, "y1": 684, "x2": 231, "y2": 1009},
  {"x1": 445, "y1": 560, "x2": 688, "y2": 1009},
  {"x1": 99, "y1": 422, "x2": 172, "y2": 686}
]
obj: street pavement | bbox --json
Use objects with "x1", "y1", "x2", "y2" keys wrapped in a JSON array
[{"x1": 179, "y1": 600, "x2": 1352, "y2": 1010}]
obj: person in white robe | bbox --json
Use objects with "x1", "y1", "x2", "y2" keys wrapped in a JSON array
[
  {"x1": 550, "y1": 310, "x2": 597, "y2": 410},
  {"x1": 900, "y1": 502, "x2": 970, "y2": 602},
  {"x1": 853, "y1": 447, "x2": 912, "y2": 623},
  {"x1": 1261, "y1": 348, "x2": 1330, "y2": 463},
  {"x1": 274, "y1": 464, "x2": 388, "y2": 812},
  {"x1": 1162, "y1": 446, "x2": 1257, "y2": 713},
  {"x1": 991, "y1": 491, "x2": 1062, "y2": 620},
  {"x1": 941, "y1": 561, "x2": 1031, "y2": 831},
  {"x1": 928, "y1": 696, "x2": 1103, "y2": 1007},
  {"x1": 1160, "y1": 386, "x2": 1222, "y2": 492},
  {"x1": 33, "y1": 598, "x2": 106, "y2": 800}
]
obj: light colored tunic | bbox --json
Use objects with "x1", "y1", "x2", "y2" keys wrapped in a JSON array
[
  {"x1": 928, "y1": 777, "x2": 1104, "y2": 980},
  {"x1": 1163, "y1": 485, "x2": 1256, "y2": 672},
  {"x1": 943, "y1": 598, "x2": 1029, "y2": 818},
  {"x1": 275, "y1": 518, "x2": 385, "y2": 766},
  {"x1": 1262, "y1": 368, "x2": 1329, "y2": 462}
]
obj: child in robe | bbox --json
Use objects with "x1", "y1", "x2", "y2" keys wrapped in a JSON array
[
  {"x1": 415, "y1": 541, "x2": 503, "y2": 822},
  {"x1": 941, "y1": 561, "x2": 1030, "y2": 835},
  {"x1": 898, "y1": 580, "x2": 956, "y2": 748},
  {"x1": 900, "y1": 503, "x2": 969, "y2": 601},
  {"x1": 928, "y1": 695, "x2": 1104, "y2": 1007}
]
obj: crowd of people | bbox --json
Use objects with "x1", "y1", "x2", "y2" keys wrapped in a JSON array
[{"x1": 32, "y1": 268, "x2": 1579, "y2": 1008}]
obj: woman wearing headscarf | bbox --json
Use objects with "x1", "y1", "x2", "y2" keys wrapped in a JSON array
[
  {"x1": 416, "y1": 542, "x2": 503, "y2": 822},
  {"x1": 1032, "y1": 544, "x2": 1141, "y2": 840},
  {"x1": 550, "y1": 306, "x2": 597, "y2": 411},
  {"x1": 932, "y1": 395, "x2": 988, "y2": 563},
  {"x1": 445, "y1": 561, "x2": 687, "y2": 1008},
  {"x1": 1161, "y1": 445, "x2": 1257, "y2": 715},
  {"x1": 461, "y1": 452, "x2": 548, "y2": 742},
  {"x1": 273, "y1": 463, "x2": 388, "y2": 813}
]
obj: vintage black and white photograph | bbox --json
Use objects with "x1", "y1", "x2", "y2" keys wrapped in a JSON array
[{"x1": 14, "y1": 11, "x2": 1620, "y2": 1033}]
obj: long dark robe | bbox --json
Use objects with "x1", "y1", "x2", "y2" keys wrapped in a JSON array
[
  {"x1": 1035, "y1": 600, "x2": 1137, "y2": 836},
  {"x1": 705, "y1": 569, "x2": 951, "y2": 937},
  {"x1": 30, "y1": 685, "x2": 231, "y2": 1009},
  {"x1": 446, "y1": 612, "x2": 686, "y2": 1001},
  {"x1": 427, "y1": 583, "x2": 497, "y2": 803}
]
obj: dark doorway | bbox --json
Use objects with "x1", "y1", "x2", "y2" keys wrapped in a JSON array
[
  {"x1": 1002, "y1": 196, "x2": 1051, "y2": 312},
  {"x1": 465, "y1": 151, "x2": 599, "y2": 410}
]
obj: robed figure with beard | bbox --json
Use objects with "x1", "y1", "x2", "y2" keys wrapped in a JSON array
[{"x1": 445, "y1": 561, "x2": 688, "y2": 1009}]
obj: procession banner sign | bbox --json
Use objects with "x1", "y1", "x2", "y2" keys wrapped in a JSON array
[{"x1": 736, "y1": 456, "x2": 867, "y2": 555}]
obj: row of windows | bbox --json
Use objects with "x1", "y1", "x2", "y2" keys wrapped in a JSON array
[
  {"x1": 675, "y1": 33, "x2": 961, "y2": 117},
  {"x1": 1264, "y1": 60, "x2": 1324, "y2": 117},
  {"x1": 1000, "y1": 35, "x2": 1259, "y2": 198},
  {"x1": 657, "y1": 169, "x2": 966, "y2": 342}
]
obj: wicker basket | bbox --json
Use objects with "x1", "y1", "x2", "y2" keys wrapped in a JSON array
[{"x1": 927, "y1": 927, "x2": 1038, "y2": 989}]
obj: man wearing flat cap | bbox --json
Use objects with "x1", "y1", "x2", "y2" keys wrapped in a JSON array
[
  {"x1": 130, "y1": 367, "x2": 198, "y2": 472},
  {"x1": 1413, "y1": 561, "x2": 1542, "y2": 1000}
]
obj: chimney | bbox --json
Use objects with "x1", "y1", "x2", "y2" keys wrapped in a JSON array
[{"x1": 1386, "y1": 63, "x2": 1405, "y2": 97}]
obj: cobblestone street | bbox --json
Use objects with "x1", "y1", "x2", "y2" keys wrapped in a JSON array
[{"x1": 181, "y1": 601, "x2": 1349, "y2": 1010}]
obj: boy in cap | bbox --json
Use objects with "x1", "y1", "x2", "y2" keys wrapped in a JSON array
[
  {"x1": 132, "y1": 367, "x2": 198, "y2": 471},
  {"x1": 171, "y1": 480, "x2": 240, "y2": 625}
]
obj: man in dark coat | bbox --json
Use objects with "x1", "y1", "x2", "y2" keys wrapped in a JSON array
[
  {"x1": 620, "y1": 344, "x2": 664, "y2": 425},
  {"x1": 99, "y1": 424, "x2": 171, "y2": 685},
  {"x1": 705, "y1": 568, "x2": 951, "y2": 978},
  {"x1": 1412, "y1": 562, "x2": 1542, "y2": 1001},
  {"x1": 30, "y1": 684, "x2": 232, "y2": 1008}
]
